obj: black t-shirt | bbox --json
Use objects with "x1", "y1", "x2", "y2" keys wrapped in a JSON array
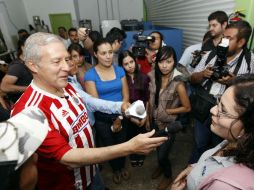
[{"x1": 6, "y1": 59, "x2": 32, "y2": 103}]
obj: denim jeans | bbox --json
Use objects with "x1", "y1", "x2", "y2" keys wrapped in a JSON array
[{"x1": 188, "y1": 117, "x2": 223, "y2": 164}]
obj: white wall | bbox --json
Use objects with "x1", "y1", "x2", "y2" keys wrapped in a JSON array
[
  {"x1": 0, "y1": 0, "x2": 29, "y2": 49},
  {"x1": 0, "y1": 0, "x2": 142, "y2": 50},
  {"x1": 22, "y1": 0, "x2": 77, "y2": 32},
  {"x1": 78, "y1": 0, "x2": 143, "y2": 31}
]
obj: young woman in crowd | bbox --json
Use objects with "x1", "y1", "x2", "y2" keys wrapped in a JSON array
[
  {"x1": 118, "y1": 50, "x2": 150, "y2": 167},
  {"x1": 84, "y1": 38, "x2": 129, "y2": 184},
  {"x1": 172, "y1": 74, "x2": 254, "y2": 190},
  {"x1": 148, "y1": 46, "x2": 191, "y2": 190},
  {"x1": 67, "y1": 43, "x2": 91, "y2": 89}
]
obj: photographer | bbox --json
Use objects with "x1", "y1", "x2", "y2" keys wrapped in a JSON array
[
  {"x1": 179, "y1": 31, "x2": 212, "y2": 74},
  {"x1": 202, "y1": 10, "x2": 228, "y2": 51},
  {"x1": 136, "y1": 31, "x2": 165, "y2": 74},
  {"x1": 189, "y1": 20, "x2": 254, "y2": 164}
]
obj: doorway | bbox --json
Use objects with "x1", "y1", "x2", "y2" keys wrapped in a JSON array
[{"x1": 49, "y1": 13, "x2": 72, "y2": 35}]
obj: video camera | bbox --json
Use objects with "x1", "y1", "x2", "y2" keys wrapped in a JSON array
[
  {"x1": 211, "y1": 38, "x2": 230, "y2": 80},
  {"x1": 132, "y1": 31, "x2": 155, "y2": 57}
]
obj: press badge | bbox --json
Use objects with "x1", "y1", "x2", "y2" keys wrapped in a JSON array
[{"x1": 209, "y1": 82, "x2": 221, "y2": 96}]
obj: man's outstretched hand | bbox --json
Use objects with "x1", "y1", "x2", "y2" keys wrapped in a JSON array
[{"x1": 128, "y1": 130, "x2": 167, "y2": 154}]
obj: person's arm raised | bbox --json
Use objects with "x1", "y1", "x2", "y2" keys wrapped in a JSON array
[{"x1": 78, "y1": 28, "x2": 94, "y2": 55}]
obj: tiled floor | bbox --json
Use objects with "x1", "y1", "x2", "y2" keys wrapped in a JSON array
[{"x1": 100, "y1": 126, "x2": 194, "y2": 190}]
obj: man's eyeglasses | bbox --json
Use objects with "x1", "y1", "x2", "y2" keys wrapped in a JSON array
[{"x1": 215, "y1": 97, "x2": 239, "y2": 119}]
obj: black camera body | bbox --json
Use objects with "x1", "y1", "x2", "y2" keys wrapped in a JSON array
[
  {"x1": 211, "y1": 38, "x2": 230, "y2": 80},
  {"x1": 132, "y1": 32, "x2": 155, "y2": 57},
  {"x1": 190, "y1": 50, "x2": 206, "y2": 68}
]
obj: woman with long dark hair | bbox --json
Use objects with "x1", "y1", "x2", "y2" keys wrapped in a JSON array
[
  {"x1": 119, "y1": 50, "x2": 150, "y2": 167},
  {"x1": 148, "y1": 46, "x2": 191, "y2": 190}
]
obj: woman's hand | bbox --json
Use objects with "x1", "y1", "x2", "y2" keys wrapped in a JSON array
[
  {"x1": 112, "y1": 117, "x2": 122, "y2": 133},
  {"x1": 130, "y1": 117, "x2": 146, "y2": 127},
  {"x1": 170, "y1": 179, "x2": 186, "y2": 190},
  {"x1": 171, "y1": 165, "x2": 193, "y2": 189}
]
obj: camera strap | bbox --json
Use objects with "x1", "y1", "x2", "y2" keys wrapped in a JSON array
[{"x1": 233, "y1": 51, "x2": 245, "y2": 75}]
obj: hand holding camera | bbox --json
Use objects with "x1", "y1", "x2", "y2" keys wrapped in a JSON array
[
  {"x1": 202, "y1": 66, "x2": 214, "y2": 79},
  {"x1": 77, "y1": 28, "x2": 90, "y2": 42},
  {"x1": 210, "y1": 38, "x2": 230, "y2": 81}
]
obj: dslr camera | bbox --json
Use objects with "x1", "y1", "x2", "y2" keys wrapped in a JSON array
[
  {"x1": 211, "y1": 38, "x2": 230, "y2": 80},
  {"x1": 132, "y1": 31, "x2": 155, "y2": 57}
]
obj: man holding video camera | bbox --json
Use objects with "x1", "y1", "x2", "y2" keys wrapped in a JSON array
[
  {"x1": 189, "y1": 20, "x2": 254, "y2": 163},
  {"x1": 135, "y1": 31, "x2": 165, "y2": 74}
]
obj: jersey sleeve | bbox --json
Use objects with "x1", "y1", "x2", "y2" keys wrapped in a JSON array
[{"x1": 37, "y1": 124, "x2": 72, "y2": 161}]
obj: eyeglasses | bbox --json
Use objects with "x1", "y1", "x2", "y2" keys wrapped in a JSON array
[{"x1": 215, "y1": 97, "x2": 239, "y2": 119}]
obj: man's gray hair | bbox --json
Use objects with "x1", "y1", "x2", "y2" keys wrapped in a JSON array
[{"x1": 23, "y1": 32, "x2": 63, "y2": 63}]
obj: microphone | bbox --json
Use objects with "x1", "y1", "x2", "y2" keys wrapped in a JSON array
[
  {"x1": 135, "y1": 105, "x2": 146, "y2": 116},
  {"x1": 125, "y1": 100, "x2": 146, "y2": 119},
  {"x1": 152, "y1": 121, "x2": 183, "y2": 137}
]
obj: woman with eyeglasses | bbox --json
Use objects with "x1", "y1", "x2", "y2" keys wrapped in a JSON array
[{"x1": 171, "y1": 74, "x2": 254, "y2": 190}]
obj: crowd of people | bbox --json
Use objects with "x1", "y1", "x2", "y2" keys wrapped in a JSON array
[{"x1": 0, "y1": 9, "x2": 254, "y2": 190}]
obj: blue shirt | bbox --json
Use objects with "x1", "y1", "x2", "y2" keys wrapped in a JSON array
[
  {"x1": 84, "y1": 65, "x2": 125, "y2": 101},
  {"x1": 68, "y1": 75, "x2": 122, "y2": 125}
]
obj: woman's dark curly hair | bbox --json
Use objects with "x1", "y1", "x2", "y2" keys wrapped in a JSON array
[
  {"x1": 229, "y1": 74, "x2": 254, "y2": 170},
  {"x1": 154, "y1": 46, "x2": 177, "y2": 108}
]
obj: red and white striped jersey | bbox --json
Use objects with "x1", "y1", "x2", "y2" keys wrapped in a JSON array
[{"x1": 11, "y1": 81, "x2": 96, "y2": 190}]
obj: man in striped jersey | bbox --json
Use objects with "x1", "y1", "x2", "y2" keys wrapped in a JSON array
[{"x1": 11, "y1": 32, "x2": 167, "y2": 190}]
